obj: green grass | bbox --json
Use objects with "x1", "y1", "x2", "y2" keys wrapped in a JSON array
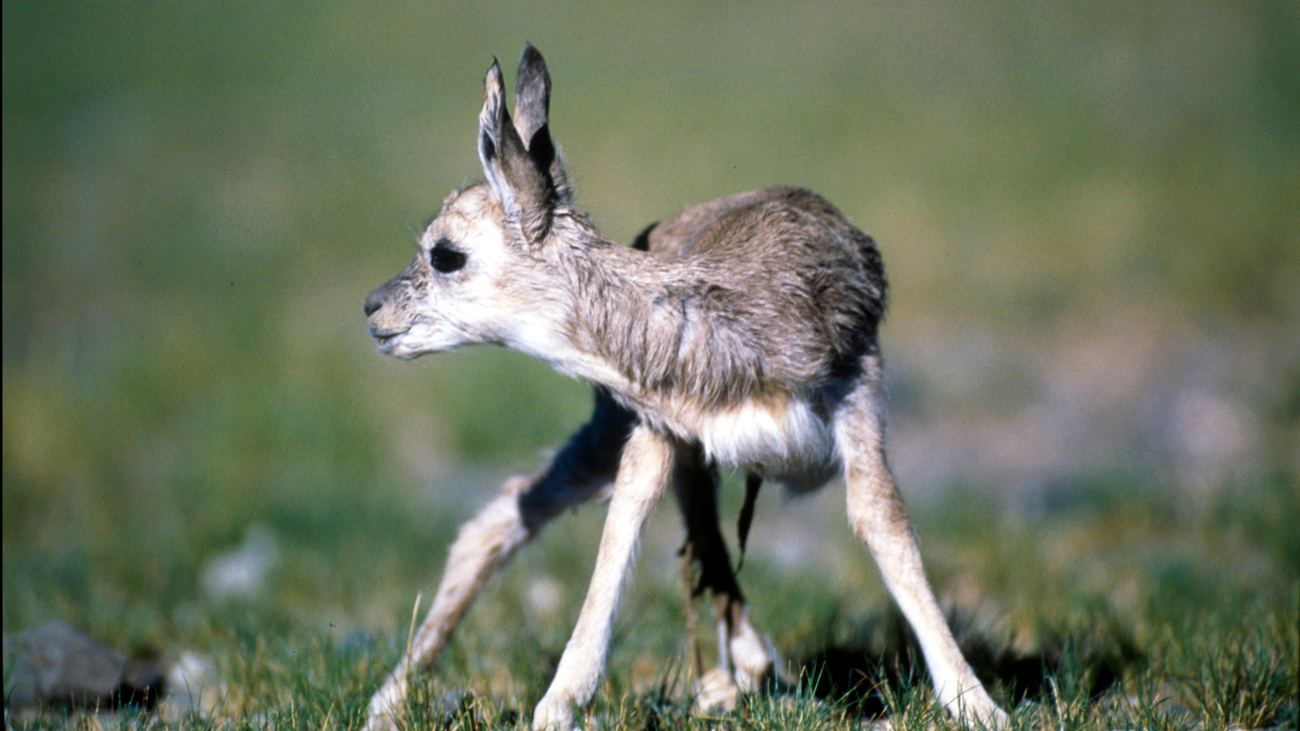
[
  {"x1": 4, "y1": 474, "x2": 1296, "y2": 729},
  {"x1": 4, "y1": 1, "x2": 1299, "y2": 729}
]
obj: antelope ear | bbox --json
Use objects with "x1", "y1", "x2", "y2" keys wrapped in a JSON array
[
  {"x1": 513, "y1": 44, "x2": 550, "y2": 152},
  {"x1": 513, "y1": 44, "x2": 570, "y2": 203},
  {"x1": 478, "y1": 58, "x2": 554, "y2": 246}
]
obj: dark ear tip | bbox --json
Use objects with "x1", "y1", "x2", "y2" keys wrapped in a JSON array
[
  {"x1": 484, "y1": 57, "x2": 505, "y2": 94},
  {"x1": 520, "y1": 43, "x2": 546, "y2": 72}
]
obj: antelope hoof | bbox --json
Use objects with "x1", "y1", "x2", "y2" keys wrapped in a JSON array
[{"x1": 693, "y1": 664, "x2": 740, "y2": 713}]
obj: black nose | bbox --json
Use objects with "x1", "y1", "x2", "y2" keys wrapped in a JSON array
[{"x1": 363, "y1": 289, "x2": 385, "y2": 317}]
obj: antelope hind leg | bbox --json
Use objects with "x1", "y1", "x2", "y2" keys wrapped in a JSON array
[
  {"x1": 672, "y1": 450, "x2": 774, "y2": 706},
  {"x1": 835, "y1": 367, "x2": 1007, "y2": 729}
]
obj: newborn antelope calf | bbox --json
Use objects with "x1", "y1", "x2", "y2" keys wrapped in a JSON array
[{"x1": 363, "y1": 45, "x2": 1008, "y2": 730}]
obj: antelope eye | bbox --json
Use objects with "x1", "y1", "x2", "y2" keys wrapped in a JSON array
[{"x1": 429, "y1": 242, "x2": 467, "y2": 274}]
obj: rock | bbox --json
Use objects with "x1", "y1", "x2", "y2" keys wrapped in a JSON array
[
  {"x1": 3, "y1": 622, "x2": 164, "y2": 712},
  {"x1": 433, "y1": 688, "x2": 471, "y2": 724},
  {"x1": 158, "y1": 651, "x2": 223, "y2": 721},
  {"x1": 120, "y1": 654, "x2": 168, "y2": 708},
  {"x1": 201, "y1": 524, "x2": 280, "y2": 602}
]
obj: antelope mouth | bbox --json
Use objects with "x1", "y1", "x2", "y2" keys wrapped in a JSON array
[{"x1": 368, "y1": 327, "x2": 407, "y2": 348}]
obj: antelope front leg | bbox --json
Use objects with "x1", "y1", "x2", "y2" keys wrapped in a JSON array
[
  {"x1": 366, "y1": 390, "x2": 634, "y2": 731},
  {"x1": 365, "y1": 475, "x2": 535, "y2": 730},
  {"x1": 836, "y1": 386, "x2": 1007, "y2": 729},
  {"x1": 532, "y1": 425, "x2": 673, "y2": 730}
]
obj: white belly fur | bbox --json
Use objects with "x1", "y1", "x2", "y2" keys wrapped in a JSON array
[{"x1": 692, "y1": 395, "x2": 838, "y2": 491}]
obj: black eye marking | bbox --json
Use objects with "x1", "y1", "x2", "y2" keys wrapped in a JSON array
[{"x1": 429, "y1": 240, "x2": 467, "y2": 274}]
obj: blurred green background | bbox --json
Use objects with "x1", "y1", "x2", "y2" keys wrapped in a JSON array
[{"x1": 3, "y1": 0, "x2": 1297, "y2": 680}]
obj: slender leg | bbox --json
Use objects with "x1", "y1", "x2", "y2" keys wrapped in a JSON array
[
  {"x1": 365, "y1": 390, "x2": 635, "y2": 731},
  {"x1": 835, "y1": 366, "x2": 1007, "y2": 729},
  {"x1": 671, "y1": 448, "x2": 772, "y2": 696},
  {"x1": 532, "y1": 424, "x2": 674, "y2": 730},
  {"x1": 365, "y1": 476, "x2": 536, "y2": 730}
]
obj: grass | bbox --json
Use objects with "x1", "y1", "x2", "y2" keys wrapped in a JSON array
[
  {"x1": 4, "y1": 1, "x2": 1299, "y2": 729},
  {"x1": 5, "y1": 473, "x2": 1296, "y2": 729}
]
